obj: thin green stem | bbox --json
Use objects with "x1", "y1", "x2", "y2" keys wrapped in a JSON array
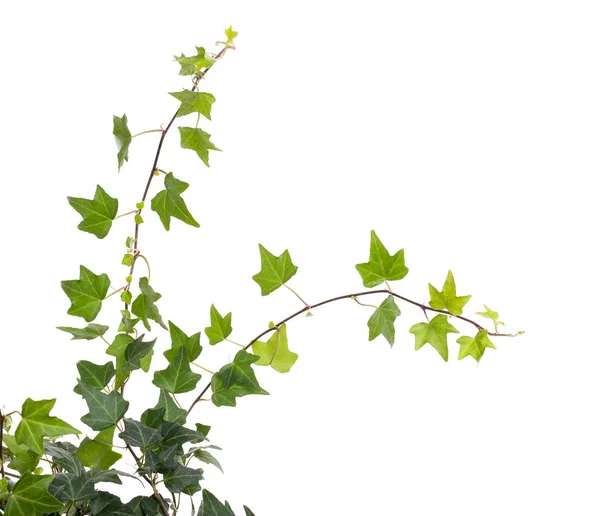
[
  {"x1": 225, "y1": 338, "x2": 244, "y2": 348},
  {"x1": 114, "y1": 210, "x2": 138, "y2": 220},
  {"x1": 131, "y1": 129, "x2": 164, "y2": 138},
  {"x1": 284, "y1": 283, "x2": 310, "y2": 307},
  {"x1": 136, "y1": 254, "x2": 151, "y2": 281},
  {"x1": 101, "y1": 335, "x2": 110, "y2": 346},
  {"x1": 191, "y1": 363, "x2": 215, "y2": 375},
  {"x1": 105, "y1": 286, "x2": 126, "y2": 299},
  {"x1": 352, "y1": 296, "x2": 378, "y2": 309}
]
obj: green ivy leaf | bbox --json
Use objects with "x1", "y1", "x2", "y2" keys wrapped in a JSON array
[
  {"x1": 150, "y1": 172, "x2": 200, "y2": 230},
  {"x1": 476, "y1": 304, "x2": 505, "y2": 330},
  {"x1": 118, "y1": 309, "x2": 140, "y2": 334},
  {"x1": 141, "y1": 390, "x2": 187, "y2": 428},
  {"x1": 122, "y1": 334, "x2": 156, "y2": 373},
  {"x1": 204, "y1": 305, "x2": 232, "y2": 345},
  {"x1": 119, "y1": 419, "x2": 163, "y2": 450},
  {"x1": 252, "y1": 324, "x2": 298, "y2": 373},
  {"x1": 91, "y1": 491, "x2": 136, "y2": 516},
  {"x1": 73, "y1": 361, "x2": 116, "y2": 394},
  {"x1": 409, "y1": 314, "x2": 459, "y2": 362},
  {"x1": 2, "y1": 435, "x2": 40, "y2": 475},
  {"x1": 193, "y1": 449, "x2": 223, "y2": 473},
  {"x1": 164, "y1": 321, "x2": 202, "y2": 362},
  {"x1": 198, "y1": 490, "x2": 235, "y2": 516},
  {"x1": 61, "y1": 266, "x2": 110, "y2": 322},
  {"x1": 169, "y1": 90, "x2": 215, "y2": 119},
  {"x1": 457, "y1": 329, "x2": 496, "y2": 362},
  {"x1": 67, "y1": 185, "x2": 118, "y2": 239},
  {"x1": 244, "y1": 508, "x2": 257, "y2": 516},
  {"x1": 367, "y1": 295, "x2": 401, "y2": 346},
  {"x1": 162, "y1": 464, "x2": 203, "y2": 493},
  {"x1": 428, "y1": 270, "x2": 471, "y2": 316},
  {"x1": 113, "y1": 114, "x2": 132, "y2": 171},
  {"x1": 211, "y1": 350, "x2": 269, "y2": 407},
  {"x1": 56, "y1": 323, "x2": 109, "y2": 341},
  {"x1": 223, "y1": 26, "x2": 238, "y2": 47},
  {"x1": 77, "y1": 382, "x2": 129, "y2": 431},
  {"x1": 131, "y1": 277, "x2": 167, "y2": 331},
  {"x1": 106, "y1": 334, "x2": 134, "y2": 389},
  {"x1": 44, "y1": 442, "x2": 84, "y2": 475},
  {"x1": 14, "y1": 399, "x2": 80, "y2": 456},
  {"x1": 179, "y1": 127, "x2": 220, "y2": 167},
  {"x1": 76, "y1": 427, "x2": 121, "y2": 471},
  {"x1": 48, "y1": 472, "x2": 97, "y2": 503},
  {"x1": 355, "y1": 230, "x2": 409, "y2": 288},
  {"x1": 158, "y1": 422, "x2": 204, "y2": 450},
  {"x1": 174, "y1": 46, "x2": 214, "y2": 76},
  {"x1": 4, "y1": 473, "x2": 63, "y2": 516},
  {"x1": 252, "y1": 244, "x2": 298, "y2": 296},
  {"x1": 153, "y1": 348, "x2": 202, "y2": 394}
]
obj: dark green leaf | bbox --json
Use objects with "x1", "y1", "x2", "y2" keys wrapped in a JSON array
[
  {"x1": 122, "y1": 334, "x2": 156, "y2": 373},
  {"x1": 252, "y1": 244, "x2": 298, "y2": 296},
  {"x1": 44, "y1": 442, "x2": 84, "y2": 475},
  {"x1": 164, "y1": 321, "x2": 202, "y2": 362},
  {"x1": 162, "y1": 464, "x2": 203, "y2": 493},
  {"x1": 428, "y1": 270, "x2": 471, "y2": 316},
  {"x1": 367, "y1": 295, "x2": 401, "y2": 346},
  {"x1": 204, "y1": 305, "x2": 232, "y2": 345},
  {"x1": 193, "y1": 449, "x2": 223, "y2": 473},
  {"x1": 118, "y1": 309, "x2": 140, "y2": 334},
  {"x1": 457, "y1": 329, "x2": 496, "y2": 362},
  {"x1": 74, "y1": 361, "x2": 115, "y2": 394},
  {"x1": 198, "y1": 490, "x2": 235, "y2": 516},
  {"x1": 179, "y1": 127, "x2": 220, "y2": 167},
  {"x1": 355, "y1": 230, "x2": 409, "y2": 288},
  {"x1": 409, "y1": 314, "x2": 459, "y2": 362},
  {"x1": 131, "y1": 277, "x2": 167, "y2": 331},
  {"x1": 170, "y1": 90, "x2": 215, "y2": 119},
  {"x1": 48, "y1": 473, "x2": 97, "y2": 503},
  {"x1": 113, "y1": 114, "x2": 132, "y2": 171},
  {"x1": 159, "y1": 422, "x2": 204, "y2": 449},
  {"x1": 3, "y1": 473, "x2": 62, "y2": 516},
  {"x1": 119, "y1": 419, "x2": 163, "y2": 449},
  {"x1": 211, "y1": 350, "x2": 269, "y2": 407},
  {"x1": 78, "y1": 382, "x2": 129, "y2": 431},
  {"x1": 244, "y1": 507, "x2": 256, "y2": 516},
  {"x1": 127, "y1": 495, "x2": 164, "y2": 516},
  {"x1": 252, "y1": 324, "x2": 298, "y2": 373},
  {"x1": 61, "y1": 266, "x2": 110, "y2": 322},
  {"x1": 67, "y1": 185, "x2": 118, "y2": 239},
  {"x1": 195, "y1": 423, "x2": 211, "y2": 441},
  {"x1": 91, "y1": 491, "x2": 135, "y2": 516},
  {"x1": 151, "y1": 172, "x2": 200, "y2": 230},
  {"x1": 174, "y1": 47, "x2": 214, "y2": 76},
  {"x1": 141, "y1": 390, "x2": 187, "y2": 427},
  {"x1": 106, "y1": 334, "x2": 134, "y2": 389},
  {"x1": 153, "y1": 347, "x2": 202, "y2": 394},
  {"x1": 85, "y1": 469, "x2": 126, "y2": 485},
  {"x1": 76, "y1": 427, "x2": 121, "y2": 470},
  {"x1": 56, "y1": 323, "x2": 109, "y2": 341}
]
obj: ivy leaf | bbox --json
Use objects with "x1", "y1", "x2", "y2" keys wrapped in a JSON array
[
  {"x1": 252, "y1": 244, "x2": 298, "y2": 296},
  {"x1": 106, "y1": 334, "x2": 134, "y2": 389},
  {"x1": 198, "y1": 490, "x2": 235, "y2": 516},
  {"x1": 174, "y1": 46, "x2": 214, "y2": 76},
  {"x1": 169, "y1": 90, "x2": 215, "y2": 119},
  {"x1": 223, "y1": 26, "x2": 238, "y2": 47},
  {"x1": 113, "y1": 114, "x2": 132, "y2": 171},
  {"x1": 153, "y1": 347, "x2": 202, "y2": 394},
  {"x1": 56, "y1": 323, "x2": 109, "y2": 341},
  {"x1": 355, "y1": 230, "x2": 409, "y2": 288},
  {"x1": 179, "y1": 126, "x2": 220, "y2": 167},
  {"x1": 118, "y1": 309, "x2": 140, "y2": 334},
  {"x1": 164, "y1": 321, "x2": 202, "y2": 362},
  {"x1": 127, "y1": 495, "x2": 164, "y2": 516},
  {"x1": 76, "y1": 427, "x2": 121, "y2": 470},
  {"x1": 3, "y1": 473, "x2": 63, "y2": 516},
  {"x1": 141, "y1": 389, "x2": 187, "y2": 428},
  {"x1": 44, "y1": 442, "x2": 84, "y2": 475},
  {"x1": 91, "y1": 491, "x2": 136, "y2": 516},
  {"x1": 457, "y1": 329, "x2": 496, "y2": 362},
  {"x1": 476, "y1": 304, "x2": 505, "y2": 330},
  {"x1": 193, "y1": 449, "x2": 223, "y2": 473},
  {"x1": 131, "y1": 277, "x2": 167, "y2": 331},
  {"x1": 48, "y1": 473, "x2": 97, "y2": 503},
  {"x1": 61, "y1": 266, "x2": 110, "y2": 322},
  {"x1": 252, "y1": 324, "x2": 298, "y2": 373},
  {"x1": 119, "y1": 419, "x2": 163, "y2": 450},
  {"x1": 2, "y1": 435, "x2": 40, "y2": 475},
  {"x1": 14, "y1": 399, "x2": 80, "y2": 456},
  {"x1": 77, "y1": 382, "x2": 129, "y2": 431},
  {"x1": 211, "y1": 350, "x2": 269, "y2": 407},
  {"x1": 204, "y1": 305, "x2": 232, "y2": 345},
  {"x1": 367, "y1": 295, "x2": 401, "y2": 346},
  {"x1": 67, "y1": 185, "x2": 118, "y2": 239},
  {"x1": 158, "y1": 422, "x2": 204, "y2": 450},
  {"x1": 162, "y1": 464, "x2": 203, "y2": 493},
  {"x1": 409, "y1": 314, "x2": 459, "y2": 362},
  {"x1": 244, "y1": 508, "x2": 257, "y2": 516},
  {"x1": 122, "y1": 334, "x2": 156, "y2": 373},
  {"x1": 428, "y1": 270, "x2": 471, "y2": 316},
  {"x1": 74, "y1": 361, "x2": 115, "y2": 395},
  {"x1": 151, "y1": 172, "x2": 200, "y2": 230}
]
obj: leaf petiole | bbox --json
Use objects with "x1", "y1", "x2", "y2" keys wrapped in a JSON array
[
  {"x1": 114, "y1": 210, "x2": 138, "y2": 220},
  {"x1": 191, "y1": 363, "x2": 216, "y2": 375},
  {"x1": 284, "y1": 283, "x2": 311, "y2": 308},
  {"x1": 131, "y1": 129, "x2": 164, "y2": 139}
]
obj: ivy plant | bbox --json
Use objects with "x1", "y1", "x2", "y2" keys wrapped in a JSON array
[{"x1": 0, "y1": 27, "x2": 522, "y2": 516}]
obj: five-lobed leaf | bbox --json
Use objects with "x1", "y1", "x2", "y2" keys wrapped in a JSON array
[
  {"x1": 151, "y1": 172, "x2": 200, "y2": 230},
  {"x1": 169, "y1": 90, "x2": 215, "y2": 119},
  {"x1": 77, "y1": 381, "x2": 129, "y2": 431},
  {"x1": 409, "y1": 314, "x2": 459, "y2": 362},
  {"x1": 252, "y1": 324, "x2": 298, "y2": 373},
  {"x1": 153, "y1": 347, "x2": 202, "y2": 394},
  {"x1": 4, "y1": 473, "x2": 63, "y2": 516},
  {"x1": 211, "y1": 350, "x2": 269, "y2": 407},
  {"x1": 56, "y1": 323, "x2": 109, "y2": 341},
  {"x1": 457, "y1": 329, "x2": 496, "y2": 362},
  {"x1": 179, "y1": 126, "x2": 220, "y2": 167},
  {"x1": 367, "y1": 295, "x2": 401, "y2": 346},
  {"x1": 252, "y1": 244, "x2": 298, "y2": 296},
  {"x1": 61, "y1": 266, "x2": 110, "y2": 322},
  {"x1": 131, "y1": 277, "x2": 167, "y2": 331},
  {"x1": 204, "y1": 305, "x2": 232, "y2": 345},
  {"x1": 67, "y1": 185, "x2": 118, "y2": 239},
  {"x1": 428, "y1": 270, "x2": 471, "y2": 316},
  {"x1": 355, "y1": 230, "x2": 409, "y2": 288},
  {"x1": 113, "y1": 114, "x2": 132, "y2": 171}
]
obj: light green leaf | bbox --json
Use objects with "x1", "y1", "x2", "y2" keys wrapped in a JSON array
[
  {"x1": 252, "y1": 324, "x2": 298, "y2": 373},
  {"x1": 150, "y1": 172, "x2": 199, "y2": 230},
  {"x1": 74, "y1": 361, "x2": 115, "y2": 394},
  {"x1": 113, "y1": 114, "x2": 132, "y2": 171},
  {"x1": 457, "y1": 329, "x2": 496, "y2": 362},
  {"x1": 179, "y1": 126, "x2": 220, "y2": 167},
  {"x1": 252, "y1": 244, "x2": 298, "y2": 296},
  {"x1": 2, "y1": 435, "x2": 40, "y2": 475},
  {"x1": 61, "y1": 266, "x2": 110, "y2": 322},
  {"x1": 164, "y1": 321, "x2": 202, "y2": 362},
  {"x1": 174, "y1": 46, "x2": 214, "y2": 76},
  {"x1": 193, "y1": 449, "x2": 223, "y2": 473},
  {"x1": 131, "y1": 277, "x2": 167, "y2": 331},
  {"x1": 476, "y1": 304, "x2": 505, "y2": 330},
  {"x1": 153, "y1": 348, "x2": 202, "y2": 394},
  {"x1": 76, "y1": 427, "x2": 121, "y2": 470},
  {"x1": 78, "y1": 382, "x2": 129, "y2": 431},
  {"x1": 67, "y1": 185, "x2": 118, "y2": 239},
  {"x1": 14, "y1": 399, "x2": 80, "y2": 456},
  {"x1": 428, "y1": 270, "x2": 471, "y2": 316},
  {"x1": 367, "y1": 295, "x2": 401, "y2": 346},
  {"x1": 56, "y1": 323, "x2": 109, "y2": 341},
  {"x1": 211, "y1": 350, "x2": 269, "y2": 407},
  {"x1": 409, "y1": 314, "x2": 459, "y2": 362},
  {"x1": 355, "y1": 230, "x2": 409, "y2": 288},
  {"x1": 204, "y1": 305, "x2": 232, "y2": 345},
  {"x1": 4, "y1": 473, "x2": 62, "y2": 516},
  {"x1": 169, "y1": 90, "x2": 215, "y2": 119},
  {"x1": 223, "y1": 26, "x2": 238, "y2": 47}
]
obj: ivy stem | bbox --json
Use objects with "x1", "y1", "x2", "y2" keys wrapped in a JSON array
[
  {"x1": 114, "y1": 210, "x2": 138, "y2": 220},
  {"x1": 135, "y1": 254, "x2": 151, "y2": 281},
  {"x1": 352, "y1": 296, "x2": 378, "y2": 309},
  {"x1": 284, "y1": 283, "x2": 311, "y2": 308},
  {"x1": 225, "y1": 338, "x2": 244, "y2": 348},
  {"x1": 191, "y1": 363, "x2": 215, "y2": 375},
  {"x1": 0, "y1": 411, "x2": 5, "y2": 480},
  {"x1": 125, "y1": 442, "x2": 169, "y2": 515},
  {"x1": 131, "y1": 129, "x2": 164, "y2": 139}
]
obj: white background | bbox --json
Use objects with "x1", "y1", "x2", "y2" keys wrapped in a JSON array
[{"x1": 1, "y1": 1, "x2": 599, "y2": 514}]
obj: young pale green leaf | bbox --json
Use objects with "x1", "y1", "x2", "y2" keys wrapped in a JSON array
[
  {"x1": 355, "y1": 230, "x2": 409, "y2": 288},
  {"x1": 56, "y1": 323, "x2": 109, "y2": 341},
  {"x1": 122, "y1": 334, "x2": 156, "y2": 373},
  {"x1": 61, "y1": 266, "x2": 110, "y2": 322},
  {"x1": 428, "y1": 270, "x2": 471, "y2": 316},
  {"x1": 367, "y1": 295, "x2": 401, "y2": 346},
  {"x1": 76, "y1": 427, "x2": 121, "y2": 470},
  {"x1": 174, "y1": 46, "x2": 214, "y2": 75},
  {"x1": 3, "y1": 473, "x2": 63, "y2": 516},
  {"x1": 44, "y1": 442, "x2": 84, "y2": 475},
  {"x1": 164, "y1": 321, "x2": 202, "y2": 362},
  {"x1": 252, "y1": 324, "x2": 298, "y2": 373},
  {"x1": 179, "y1": 126, "x2": 220, "y2": 167},
  {"x1": 198, "y1": 489, "x2": 235, "y2": 516},
  {"x1": 67, "y1": 185, "x2": 118, "y2": 239},
  {"x1": 211, "y1": 350, "x2": 269, "y2": 407},
  {"x1": 169, "y1": 90, "x2": 215, "y2": 119},
  {"x1": 204, "y1": 305, "x2": 232, "y2": 345},
  {"x1": 131, "y1": 277, "x2": 167, "y2": 331},
  {"x1": 476, "y1": 304, "x2": 505, "y2": 330},
  {"x1": 150, "y1": 172, "x2": 200, "y2": 230},
  {"x1": 153, "y1": 347, "x2": 202, "y2": 394},
  {"x1": 457, "y1": 329, "x2": 496, "y2": 362},
  {"x1": 77, "y1": 382, "x2": 129, "y2": 431},
  {"x1": 14, "y1": 399, "x2": 80, "y2": 456},
  {"x1": 2, "y1": 435, "x2": 40, "y2": 475},
  {"x1": 74, "y1": 361, "x2": 116, "y2": 394},
  {"x1": 223, "y1": 26, "x2": 238, "y2": 47},
  {"x1": 141, "y1": 389, "x2": 187, "y2": 428},
  {"x1": 118, "y1": 419, "x2": 163, "y2": 449},
  {"x1": 409, "y1": 314, "x2": 459, "y2": 362},
  {"x1": 252, "y1": 244, "x2": 298, "y2": 295},
  {"x1": 113, "y1": 114, "x2": 132, "y2": 171}
]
